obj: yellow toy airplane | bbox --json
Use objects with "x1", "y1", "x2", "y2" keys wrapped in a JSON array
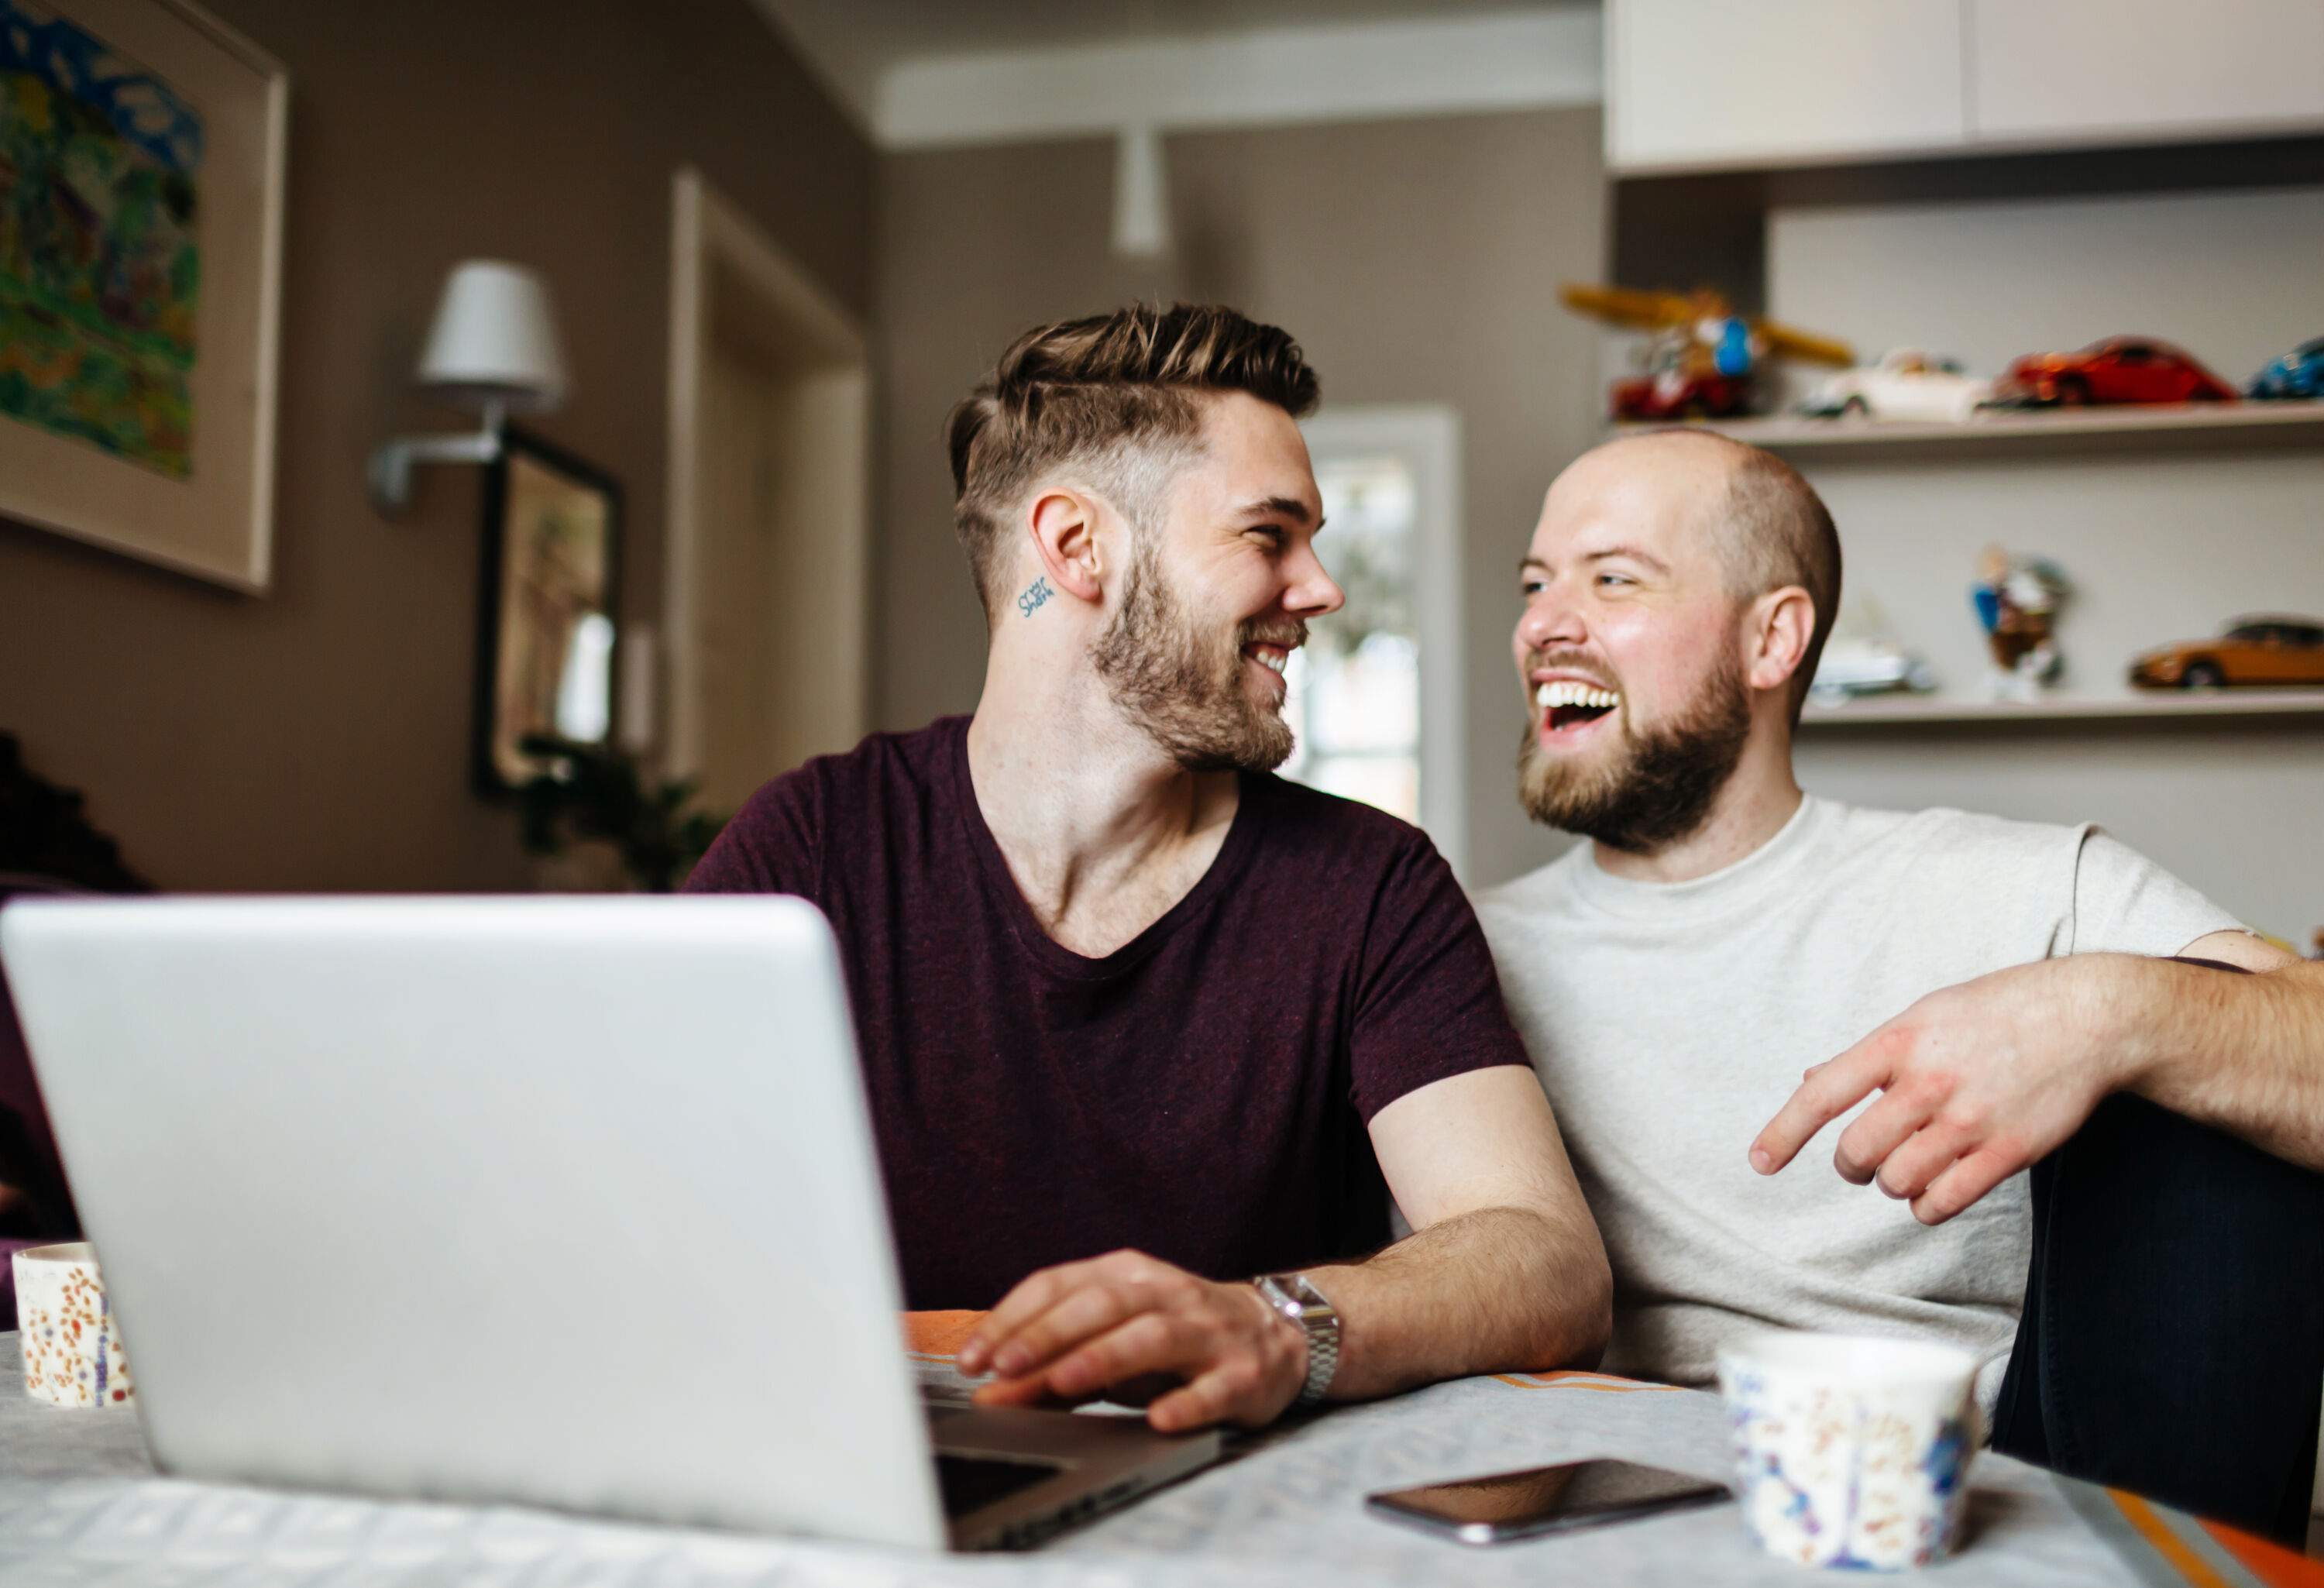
[{"x1": 1561, "y1": 284, "x2": 1853, "y2": 421}]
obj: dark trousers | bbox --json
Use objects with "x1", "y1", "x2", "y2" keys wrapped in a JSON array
[{"x1": 1991, "y1": 978, "x2": 2324, "y2": 1543}]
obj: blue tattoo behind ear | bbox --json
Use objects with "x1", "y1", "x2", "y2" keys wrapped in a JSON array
[{"x1": 1016, "y1": 576, "x2": 1055, "y2": 617}]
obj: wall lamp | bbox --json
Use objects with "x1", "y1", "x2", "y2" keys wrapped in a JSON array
[{"x1": 367, "y1": 260, "x2": 569, "y2": 516}]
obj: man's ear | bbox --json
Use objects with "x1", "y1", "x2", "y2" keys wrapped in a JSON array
[
  {"x1": 1746, "y1": 586, "x2": 1817, "y2": 695},
  {"x1": 1026, "y1": 488, "x2": 1107, "y2": 605}
]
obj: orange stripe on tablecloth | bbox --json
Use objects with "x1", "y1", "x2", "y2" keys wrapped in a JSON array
[
  {"x1": 2107, "y1": 1490, "x2": 2238, "y2": 1588},
  {"x1": 2197, "y1": 1519, "x2": 2324, "y2": 1588},
  {"x1": 1490, "y1": 1370, "x2": 1681, "y2": 1393},
  {"x1": 905, "y1": 1310, "x2": 987, "y2": 1359}
]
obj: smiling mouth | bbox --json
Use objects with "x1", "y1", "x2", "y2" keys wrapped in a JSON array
[
  {"x1": 1535, "y1": 679, "x2": 1621, "y2": 734},
  {"x1": 1243, "y1": 641, "x2": 1293, "y2": 684}
]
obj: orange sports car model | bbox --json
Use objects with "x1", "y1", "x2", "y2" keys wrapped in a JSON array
[{"x1": 2129, "y1": 617, "x2": 2324, "y2": 689}]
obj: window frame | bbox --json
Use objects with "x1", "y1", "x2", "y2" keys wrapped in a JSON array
[{"x1": 1296, "y1": 405, "x2": 1468, "y2": 880}]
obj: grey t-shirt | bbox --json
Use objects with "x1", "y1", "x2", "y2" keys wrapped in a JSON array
[{"x1": 1476, "y1": 796, "x2": 2242, "y2": 1408}]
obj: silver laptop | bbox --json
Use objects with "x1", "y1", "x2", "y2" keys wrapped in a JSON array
[{"x1": 0, "y1": 895, "x2": 1219, "y2": 1549}]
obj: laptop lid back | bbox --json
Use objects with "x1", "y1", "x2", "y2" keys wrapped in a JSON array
[{"x1": 0, "y1": 895, "x2": 947, "y2": 1548}]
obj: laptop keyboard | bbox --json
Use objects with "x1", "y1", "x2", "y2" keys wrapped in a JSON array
[{"x1": 934, "y1": 1452, "x2": 1064, "y2": 1516}]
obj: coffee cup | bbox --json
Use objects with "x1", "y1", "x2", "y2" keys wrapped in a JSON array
[
  {"x1": 1716, "y1": 1331, "x2": 1977, "y2": 1570},
  {"x1": 13, "y1": 1242, "x2": 135, "y2": 1408}
]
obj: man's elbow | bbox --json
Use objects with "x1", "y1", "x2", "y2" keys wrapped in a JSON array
[
  {"x1": 1517, "y1": 1205, "x2": 1614, "y2": 1373},
  {"x1": 1564, "y1": 1243, "x2": 1614, "y2": 1372}
]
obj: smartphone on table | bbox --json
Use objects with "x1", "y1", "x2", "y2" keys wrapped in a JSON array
[{"x1": 1365, "y1": 1458, "x2": 1731, "y2": 1545}]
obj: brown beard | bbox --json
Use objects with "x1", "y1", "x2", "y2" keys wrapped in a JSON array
[
  {"x1": 1516, "y1": 650, "x2": 1751, "y2": 852},
  {"x1": 1090, "y1": 538, "x2": 1301, "y2": 773}
]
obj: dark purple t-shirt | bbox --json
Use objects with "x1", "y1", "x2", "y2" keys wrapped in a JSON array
[{"x1": 684, "y1": 716, "x2": 1528, "y2": 1309}]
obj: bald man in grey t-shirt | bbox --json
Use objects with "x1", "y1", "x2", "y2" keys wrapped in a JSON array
[{"x1": 1479, "y1": 431, "x2": 2323, "y2": 1540}]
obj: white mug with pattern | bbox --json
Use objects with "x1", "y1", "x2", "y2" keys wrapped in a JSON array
[
  {"x1": 14, "y1": 1243, "x2": 135, "y2": 1409},
  {"x1": 1717, "y1": 1332, "x2": 1978, "y2": 1570}
]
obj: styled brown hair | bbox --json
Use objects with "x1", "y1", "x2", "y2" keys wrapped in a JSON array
[{"x1": 946, "y1": 304, "x2": 1320, "y2": 621}]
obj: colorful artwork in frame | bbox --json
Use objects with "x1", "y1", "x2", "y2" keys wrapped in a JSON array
[
  {"x1": 0, "y1": 0, "x2": 201, "y2": 476},
  {"x1": 0, "y1": 0, "x2": 283, "y2": 591}
]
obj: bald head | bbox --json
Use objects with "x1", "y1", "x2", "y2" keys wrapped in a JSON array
[{"x1": 1566, "y1": 431, "x2": 1841, "y2": 723}]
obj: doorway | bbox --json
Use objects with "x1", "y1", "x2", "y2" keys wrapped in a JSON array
[{"x1": 664, "y1": 167, "x2": 871, "y2": 813}]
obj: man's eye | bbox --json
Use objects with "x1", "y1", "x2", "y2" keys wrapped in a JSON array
[
  {"x1": 1249, "y1": 525, "x2": 1287, "y2": 548},
  {"x1": 1597, "y1": 572, "x2": 1635, "y2": 589},
  {"x1": 1520, "y1": 579, "x2": 1546, "y2": 596}
]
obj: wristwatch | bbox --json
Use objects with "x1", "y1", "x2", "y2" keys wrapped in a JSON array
[{"x1": 1253, "y1": 1272, "x2": 1341, "y2": 1407}]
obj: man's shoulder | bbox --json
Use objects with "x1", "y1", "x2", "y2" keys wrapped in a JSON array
[
  {"x1": 1825, "y1": 800, "x2": 2091, "y2": 869},
  {"x1": 734, "y1": 717, "x2": 961, "y2": 819},
  {"x1": 1473, "y1": 846, "x2": 1590, "y2": 926},
  {"x1": 1248, "y1": 773, "x2": 1438, "y2": 864},
  {"x1": 696, "y1": 719, "x2": 961, "y2": 892}
]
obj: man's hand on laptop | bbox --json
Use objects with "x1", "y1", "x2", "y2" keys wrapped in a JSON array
[
  {"x1": 1745, "y1": 956, "x2": 2122, "y2": 1226},
  {"x1": 956, "y1": 1249, "x2": 1305, "y2": 1432}
]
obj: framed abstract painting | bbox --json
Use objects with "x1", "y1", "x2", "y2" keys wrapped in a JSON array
[
  {"x1": 474, "y1": 429, "x2": 622, "y2": 794},
  {"x1": 0, "y1": 0, "x2": 287, "y2": 591}
]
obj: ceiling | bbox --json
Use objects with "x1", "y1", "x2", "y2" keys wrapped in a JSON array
[{"x1": 754, "y1": 0, "x2": 1590, "y2": 134}]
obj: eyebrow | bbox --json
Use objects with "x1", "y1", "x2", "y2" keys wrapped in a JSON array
[
  {"x1": 1518, "y1": 546, "x2": 1672, "y2": 576},
  {"x1": 1236, "y1": 495, "x2": 1317, "y2": 527}
]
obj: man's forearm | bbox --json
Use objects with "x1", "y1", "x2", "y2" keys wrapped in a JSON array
[
  {"x1": 2115, "y1": 956, "x2": 2324, "y2": 1172},
  {"x1": 1300, "y1": 1202, "x2": 1612, "y2": 1402}
]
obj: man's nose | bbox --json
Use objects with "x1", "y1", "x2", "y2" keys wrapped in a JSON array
[
  {"x1": 1516, "y1": 587, "x2": 1585, "y2": 655},
  {"x1": 1286, "y1": 545, "x2": 1345, "y2": 618}
]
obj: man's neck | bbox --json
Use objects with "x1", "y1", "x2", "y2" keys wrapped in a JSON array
[
  {"x1": 965, "y1": 670, "x2": 1239, "y2": 956},
  {"x1": 1589, "y1": 734, "x2": 1803, "y2": 885}
]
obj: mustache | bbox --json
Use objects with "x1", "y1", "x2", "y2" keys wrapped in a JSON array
[
  {"x1": 1242, "y1": 618, "x2": 1309, "y2": 650},
  {"x1": 1523, "y1": 648, "x2": 1618, "y2": 691}
]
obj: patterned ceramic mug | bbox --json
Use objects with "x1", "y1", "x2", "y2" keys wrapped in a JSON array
[
  {"x1": 13, "y1": 1243, "x2": 135, "y2": 1409},
  {"x1": 1716, "y1": 1332, "x2": 1977, "y2": 1571}
]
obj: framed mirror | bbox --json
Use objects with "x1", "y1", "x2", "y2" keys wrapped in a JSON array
[{"x1": 474, "y1": 429, "x2": 622, "y2": 792}]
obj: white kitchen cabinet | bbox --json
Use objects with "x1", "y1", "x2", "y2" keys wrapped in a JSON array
[
  {"x1": 1968, "y1": 0, "x2": 2324, "y2": 147},
  {"x1": 1607, "y1": 0, "x2": 1968, "y2": 172}
]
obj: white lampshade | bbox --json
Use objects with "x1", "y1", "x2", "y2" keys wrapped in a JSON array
[{"x1": 415, "y1": 260, "x2": 569, "y2": 413}]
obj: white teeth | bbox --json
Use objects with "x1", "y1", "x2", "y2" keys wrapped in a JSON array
[
  {"x1": 1252, "y1": 648, "x2": 1287, "y2": 675},
  {"x1": 1534, "y1": 681, "x2": 1621, "y2": 711}
]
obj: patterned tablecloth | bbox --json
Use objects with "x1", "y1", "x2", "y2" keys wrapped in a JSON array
[{"x1": 2, "y1": 1329, "x2": 2314, "y2": 1587}]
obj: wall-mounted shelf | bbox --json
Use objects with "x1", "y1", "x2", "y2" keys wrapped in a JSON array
[
  {"x1": 1802, "y1": 689, "x2": 2324, "y2": 728},
  {"x1": 1623, "y1": 400, "x2": 2324, "y2": 459}
]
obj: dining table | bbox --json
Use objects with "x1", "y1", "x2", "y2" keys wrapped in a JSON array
[{"x1": 3, "y1": 1320, "x2": 2316, "y2": 1587}]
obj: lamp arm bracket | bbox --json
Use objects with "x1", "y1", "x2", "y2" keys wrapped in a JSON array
[{"x1": 367, "y1": 401, "x2": 510, "y2": 517}]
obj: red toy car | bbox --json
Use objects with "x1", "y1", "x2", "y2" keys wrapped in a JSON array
[
  {"x1": 1612, "y1": 368, "x2": 1751, "y2": 421},
  {"x1": 1994, "y1": 337, "x2": 2238, "y2": 407}
]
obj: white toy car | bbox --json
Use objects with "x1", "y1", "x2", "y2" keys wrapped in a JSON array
[
  {"x1": 1797, "y1": 349, "x2": 1994, "y2": 424},
  {"x1": 1809, "y1": 634, "x2": 1939, "y2": 708}
]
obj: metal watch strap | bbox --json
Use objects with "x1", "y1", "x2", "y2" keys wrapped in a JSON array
[{"x1": 1254, "y1": 1272, "x2": 1340, "y2": 1407}]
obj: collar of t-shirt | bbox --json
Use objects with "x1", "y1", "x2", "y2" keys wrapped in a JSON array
[
  {"x1": 942, "y1": 714, "x2": 1272, "y2": 981},
  {"x1": 1560, "y1": 793, "x2": 1832, "y2": 925}
]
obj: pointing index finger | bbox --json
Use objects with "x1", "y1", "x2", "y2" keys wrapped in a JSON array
[{"x1": 1750, "y1": 1042, "x2": 1889, "y2": 1174}]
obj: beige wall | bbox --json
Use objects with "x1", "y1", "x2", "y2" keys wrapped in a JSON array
[
  {"x1": 871, "y1": 109, "x2": 1607, "y2": 888},
  {"x1": 0, "y1": 0, "x2": 871, "y2": 890}
]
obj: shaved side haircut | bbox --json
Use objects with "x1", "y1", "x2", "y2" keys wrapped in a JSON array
[
  {"x1": 946, "y1": 304, "x2": 1320, "y2": 625},
  {"x1": 1647, "y1": 431, "x2": 1842, "y2": 726}
]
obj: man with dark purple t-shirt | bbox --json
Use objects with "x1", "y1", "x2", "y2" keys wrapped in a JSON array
[{"x1": 688, "y1": 304, "x2": 1610, "y2": 1436}]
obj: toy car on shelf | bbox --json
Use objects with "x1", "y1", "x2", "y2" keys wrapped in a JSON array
[
  {"x1": 2128, "y1": 616, "x2": 2324, "y2": 689},
  {"x1": 1989, "y1": 337, "x2": 2238, "y2": 407},
  {"x1": 1808, "y1": 633, "x2": 1939, "y2": 707},
  {"x1": 2249, "y1": 337, "x2": 2324, "y2": 400},
  {"x1": 1796, "y1": 349, "x2": 1994, "y2": 424}
]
